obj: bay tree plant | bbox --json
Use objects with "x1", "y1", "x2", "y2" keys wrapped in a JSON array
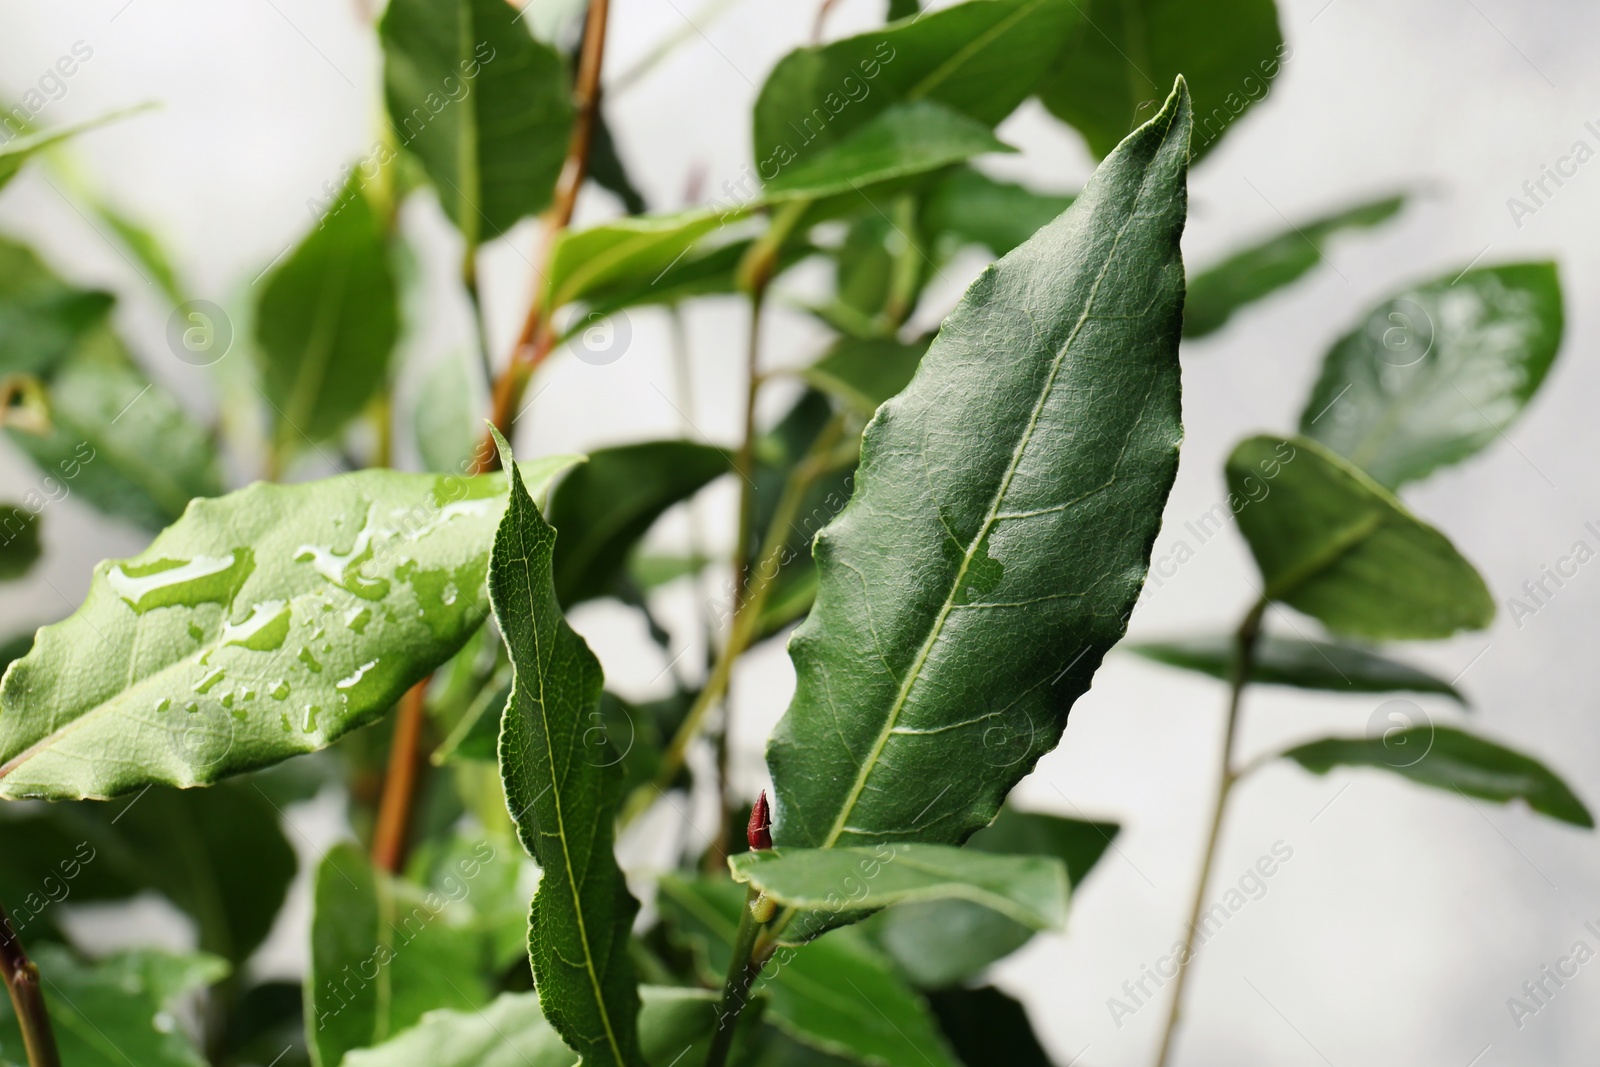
[{"x1": 0, "y1": 1, "x2": 1588, "y2": 1066}]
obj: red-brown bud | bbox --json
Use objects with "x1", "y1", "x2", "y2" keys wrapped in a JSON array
[{"x1": 747, "y1": 790, "x2": 772, "y2": 851}]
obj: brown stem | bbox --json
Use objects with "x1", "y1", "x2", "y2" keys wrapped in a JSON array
[
  {"x1": 371, "y1": 681, "x2": 428, "y2": 873},
  {"x1": 481, "y1": 0, "x2": 612, "y2": 459},
  {"x1": 1152, "y1": 598, "x2": 1266, "y2": 1067},
  {"x1": 0, "y1": 902, "x2": 60, "y2": 1067}
]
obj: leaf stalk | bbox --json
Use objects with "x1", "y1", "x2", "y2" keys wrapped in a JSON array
[{"x1": 0, "y1": 902, "x2": 60, "y2": 1067}]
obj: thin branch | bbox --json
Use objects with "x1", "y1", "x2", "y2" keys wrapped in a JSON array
[
  {"x1": 371, "y1": 679, "x2": 428, "y2": 873},
  {"x1": 0, "y1": 901, "x2": 61, "y2": 1067}
]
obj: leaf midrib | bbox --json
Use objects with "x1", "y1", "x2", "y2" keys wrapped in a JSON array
[{"x1": 819, "y1": 107, "x2": 1177, "y2": 849}]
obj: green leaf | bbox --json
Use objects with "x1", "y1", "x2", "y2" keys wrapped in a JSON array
[
  {"x1": 925, "y1": 986, "x2": 1053, "y2": 1067},
  {"x1": 255, "y1": 182, "x2": 400, "y2": 448},
  {"x1": 658, "y1": 876, "x2": 959, "y2": 1067},
  {"x1": 867, "y1": 807, "x2": 1117, "y2": 987},
  {"x1": 380, "y1": 0, "x2": 573, "y2": 243},
  {"x1": 887, "y1": 0, "x2": 920, "y2": 18},
  {"x1": 306, "y1": 843, "x2": 495, "y2": 1067},
  {"x1": 753, "y1": 0, "x2": 1079, "y2": 167},
  {"x1": 767, "y1": 81, "x2": 1191, "y2": 851},
  {"x1": 0, "y1": 504, "x2": 39, "y2": 580},
  {"x1": 730, "y1": 843, "x2": 1067, "y2": 930},
  {"x1": 921, "y1": 167, "x2": 1075, "y2": 258},
  {"x1": 1283, "y1": 725, "x2": 1593, "y2": 828},
  {"x1": 91, "y1": 199, "x2": 188, "y2": 307},
  {"x1": 1228, "y1": 435, "x2": 1493, "y2": 640},
  {"x1": 0, "y1": 457, "x2": 575, "y2": 799},
  {"x1": 1131, "y1": 633, "x2": 1465, "y2": 701},
  {"x1": 544, "y1": 209, "x2": 740, "y2": 313},
  {"x1": 1184, "y1": 194, "x2": 1405, "y2": 338},
  {"x1": 342, "y1": 986, "x2": 740, "y2": 1067},
  {"x1": 800, "y1": 336, "x2": 928, "y2": 415},
  {"x1": 0, "y1": 945, "x2": 226, "y2": 1067},
  {"x1": 0, "y1": 108, "x2": 147, "y2": 191},
  {"x1": 1298, "y1": 262, "x2": 1563, "y2": 487},
  {"x1": 0, "y1": 233, "x2": 113, "y2": 377},
  {"x1": 763, "y1": 101, "x2": 1011, "y2": 202},
  {"x1": 589, "y1": 108, "x2": 648, "y2": 216},
  {"x1": 488, "y1": 430, "x2": 644, "y2": 1067},
  {"x1": 548, "y1": 440, "x2": 731, "y2": 607},
  {"x1": 1037, "y1": 0, "x2": 1282, "y2": 161},
  {"x1": 7, "y1": 326, "x2": 224, "y2": 530},
  {"x1": 414, "y1": 349, "x2": 485, "y2": 475}
]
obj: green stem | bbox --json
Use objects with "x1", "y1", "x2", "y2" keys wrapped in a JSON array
[
  {"x1": 1153, "y1": 597, "x2": 1266, "y2": 1067},
  {"x1": 704, "y1": 885, "x2": 767, "y2": 1067},
  {"x1": 462, "y1": 245, "x2": 494, "y2": 392},
  {"x1": 0, "y1": 901, "x2": 60, "y2": 1067}
]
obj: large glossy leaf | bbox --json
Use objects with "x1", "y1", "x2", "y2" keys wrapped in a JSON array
[
  {"x1": 1184, "y1": 194, "x2": 1405, "y2": 338},
  {"x1": 1298, "y1": 262, "x2": 1563, "y2": 487},
  {"x1": 767, "y1": 82, "x2": 1191, "y2": 851},
  {"x1": 488, "y1": 432, "x2": 644, "y2": 1067},
  {"x1": 0, "y1": 505, "x2": 38, "y2": 580},
  {"x1": 381, "y1": 0, "x2": 573, "y2": 242},
  {"x1": 306, "y1": 843, "x2": 494, "y2": 1067},
  {"x1": 1038, "y1": 0, "x2": 1282, "y2": 161},
  {"x1": 7, "y1": 326, "x2": 223, "y2": 530},
  {"x1": 763, "y1": 101, "x2": 1010, "y2": 202},
  {"x1": 255, "y1": 184, "x2": 399, "y2": 448},
  {"x1": 658, "y1": 876, "x2": 959, "y2": 1067},
  {"x1": 1130, "y1": 633, "x2": 1464, "y2": 701},
  {"x1": 343, "y1": 987, "x2": 742, "y2": 1067},
  {"x1": 753, "y1": 0, "x2": 1078, "y2": 167},
  {"x1": 1228, "y1": 435, "x2": 1493, "y2": 640},
  {"x1": 1283, "y1": 726, "x2": 1592, "y2": 828},
  {"x1": 730, "y1": 844, "x2": 1066, "y2": 930},
  {"x1": 548, "y1": 440, "x2": 730, "y2": 607},
  {"x1": 867, "y1": 807, "x2": 1117, "y2": 987},
  {"x1": 921, "y1": 167, "x2": 1075, "y2": 258},
  {"x1": 0, "y1": 233, "x2": 113, "y2": 377},
  {"x1": 0, "y1": 457, "x2": 574, "y2": 799},
  {"x1": 0, "y1": 946, "x2": 226, "y2": 1067}
]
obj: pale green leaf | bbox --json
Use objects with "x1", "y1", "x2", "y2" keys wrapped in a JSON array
[
  {"x1": 1284, "y1": 726, "x2": 1593, "y2": 828},
  {"x1": 1130, "y1": 633, "x2": 1464, "y2": 701},
  {"x1": 414, "y1": 349, "x2": 485, "y2": 475},
  {"x1": 381, "y1": 0, "x2": 573, "y2": 243},
  {"x1": 544, "y1": 209, "x2": 741, "y2": 313},
  {"x1": 1299, "y1": 262, "x2": 1563, "y2": 487},
  {"x1": 0, "y1": 457, "x2": 575, "y2": 799},
  {"x1": 767, "y1": 82, "x2": 1191, "y2": 851},
  {"x1": 1038, "y1": 0, "x2": 1282, "y2": 161},
  {"x1": 1228, "y1": 435, "x2": 1493, "y2": 640},
  {"x1": 0, "y1": 107, "x2": 148, "y2": 191},
  {"x1": 488, "y1": 430, "x2": 644, "y2": 1067}
]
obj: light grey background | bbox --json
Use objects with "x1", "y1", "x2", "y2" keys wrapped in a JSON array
[{"x1": 1, "y1": 0, "x2": 1597, "y2": 1064}]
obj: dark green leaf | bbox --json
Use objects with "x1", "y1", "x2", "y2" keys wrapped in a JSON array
[
  {"x1": 966, "y1": 805, "x2": 1118, "y2": 886},
  {"x1": 801, "y1": 336, "x2": 928, "y2": 415},
  {"x1": 0, "y1": 457, "x2": 574, "y2": 799},
  {"x1": 1038, "y1": 0, "x2": 1282, "y2": 161},
  {"x1": 0, "y1": 946, "x2": 225, "y2": 1067},
  {"x1": 306, "y1": 843, "x2": 495, "y2": 1067},
  {"x1": 926, "y1": 986, "x2": 1053, "y2": 1067},
  {"x1": 1183, "y1": 194, "x2": 1404, "y2": 339},
  {"x1": 548, "y1": 440, "x2": 730, "y2": 606},
  {"x1": 1298, "y1": 262, "x2": 1563, "y2": 487},
  {"x1": 753, "y1": 0, "x2": 1079, "y2": 167},
  {"x1": 921, "y1": 167, "x2": 1075, "y2": 258},
  {"x1": 223, "y1": 981, "x2": 311, "y2": 1067},
  {"x1": 381, "y1": 0, "x2": 573, "y2": 242},
  {"x1": 1130, "y1": 633, "x2": 1464, "y2": 701},
  {"x1": 763, "y1": 101, "x2": 1011, "y2": 202},
  {"x1": 1284, "y1": 725, "x2": 1593, "y2": 828},
  {"x1": 887, "y1": 0, "x2": 920, "y2": 19},
  {"x1": 658, "y1": 876, "x2": 959, "y2": 1067},
  {"x1": 0, "y1": 233, "x2": 113, "y2": 377},
  {"x1": 255, "y1": 183, "x2": 399, "y2": 447},
  {"x1": 589, "y1": 107, "x2": 648, "y2": 216},
  {"x1": 0, "y1": 504, "x2": 39, "y2": 580},
  {"x1": 1228, "y1": 435, "x2": 1493, "y2": 640},
  {"x1": 7, "y1": 326, "x2": 223, "y2": 530},
  {"x1": 767, "y1": 82, "x2": 1190, "y2": 850},
  {"x1": 488, "y1": 430, "x2": 644, "y2": 1067}
]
